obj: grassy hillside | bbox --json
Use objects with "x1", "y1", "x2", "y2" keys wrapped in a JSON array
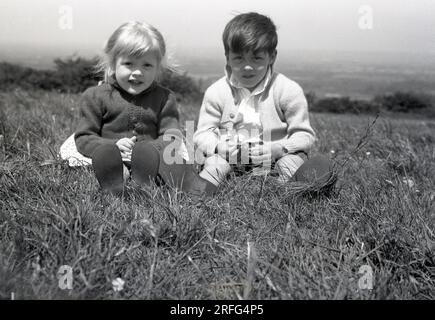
[{"x1": 0, "y1": 89, "x2": 434, "y2": 299}]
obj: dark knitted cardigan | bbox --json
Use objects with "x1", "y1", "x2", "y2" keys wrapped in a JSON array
[{"x1": 75, "y1": 81, "x2": 180, "y2": 158}]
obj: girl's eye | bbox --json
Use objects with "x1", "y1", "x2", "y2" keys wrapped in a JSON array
[
  {"x1": 254, "y1": 57, "x2": 264, "y2": 61},
  {"x1": 143, "y1": 63, "x2": 153, "y2": 68},
  {"x1": 123, "y1": 62, "x2": 132, "y2": 66}
]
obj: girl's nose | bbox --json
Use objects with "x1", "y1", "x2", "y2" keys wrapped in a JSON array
[{"x1": 131, "y1": 69, "x2": 143, "y2": 75}]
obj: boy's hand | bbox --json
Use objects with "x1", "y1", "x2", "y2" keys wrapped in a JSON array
[
  {"x1": 216, "y1": 137, "x2": 239, "y2": 160},
  {"x1": 116, "y1": 136, "x2": 137, "y2": 161},
  {"x1": 250, "y1": 142, "x2": 283, "y2": 164}
]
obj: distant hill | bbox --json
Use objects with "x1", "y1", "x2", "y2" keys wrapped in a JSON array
[
  {"x1": 178, "y1": 50, "x2": 435, "y2": 100},
  {"x1": 1, "y1": 45, "x2": 435, "y2": 101}
]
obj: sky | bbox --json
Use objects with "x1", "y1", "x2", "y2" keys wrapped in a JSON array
[{"x1": 0, "y1": 0, "x2": 434, "y2": 59}]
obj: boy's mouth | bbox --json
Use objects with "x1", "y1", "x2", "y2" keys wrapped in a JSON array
[{"x1": 242, "y1": 74, "x2": 256, "y2": 79}]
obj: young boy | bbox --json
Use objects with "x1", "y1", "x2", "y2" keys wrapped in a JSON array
[{"x1": 193, "y1": 12, "x2": 334, "y2": 189}]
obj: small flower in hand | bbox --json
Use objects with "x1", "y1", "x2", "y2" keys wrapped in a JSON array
[
  {"x1": 116, "y1": 136, "x2": 137, "y2": 162},
  {"x1": 249, "y1": 142, "x2": 284, "y2": 164}
]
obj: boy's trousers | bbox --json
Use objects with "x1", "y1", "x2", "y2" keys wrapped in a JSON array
[{"x1": 200, "y1": 152, "x2": 333, "y2": 186}]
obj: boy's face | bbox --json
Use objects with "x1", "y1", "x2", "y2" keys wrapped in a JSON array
[
  {"x1": 115, "y1": 52, "x2": 159, "y2": 95},
  {"x1": 227, "y1": 50, "x2": 275, "y2": 91}
]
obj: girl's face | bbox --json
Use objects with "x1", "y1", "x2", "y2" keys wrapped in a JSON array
[
  {"x1": 227, "y1": 50, "x2": 275, "y2": 91},
  {"x1": 115, "y1": 51, "x2": 159, "y2": 95}
]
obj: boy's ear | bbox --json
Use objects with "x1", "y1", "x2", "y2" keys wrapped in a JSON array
[
  {"x1": 270, "y1": 50, "x2": 277, "y2": 65},
  {"x1": 225, "y1": 63, "x2": 232, "y2": 76}
]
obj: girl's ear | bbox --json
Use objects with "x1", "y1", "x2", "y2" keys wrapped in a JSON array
[
  {"x1": 156, "y1": 61, "x2": 167, "y2": 82},
  {"x1": 155, "y1": 66, "x2": 163, "y2": 82},
  {"x1": 105, "y1": 67, "x2": 116, "y2": 83}
]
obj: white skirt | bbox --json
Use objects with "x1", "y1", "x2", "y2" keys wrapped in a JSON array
[{"x1": 59, "y1": 134, "x2": 92, "y2": 167}]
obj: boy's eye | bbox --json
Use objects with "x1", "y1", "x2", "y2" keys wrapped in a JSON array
[
  {"x1": 143, "y1": 63, "x2": 153, "y2": 68},
  {"x1": 123, "y1": 62, "x2": 132, "y2": 66},
  {"x1": 254, "y1": 56, "x2": 264, "y2": 61}
]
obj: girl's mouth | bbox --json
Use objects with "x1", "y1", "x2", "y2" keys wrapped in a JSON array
[{"x1": 128, "y1": 79, "x2": 144, "y2": 85}]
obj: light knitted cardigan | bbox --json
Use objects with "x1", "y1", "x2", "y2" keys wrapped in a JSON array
[{"x1": 193, "y1": 71, "x2": 316, "y2": 157}]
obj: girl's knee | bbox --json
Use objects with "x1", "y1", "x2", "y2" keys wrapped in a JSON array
[{"x1": 91, "y1": 144, "x2": 122, "y2": 167}]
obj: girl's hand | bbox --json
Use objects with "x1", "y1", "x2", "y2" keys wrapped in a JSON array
[
  {"x1": 250, "y1": 142, "x2": 283, "y2": 164},
  {"x1": 116, "y1": 136, "x2": 137, "y2": 161}
]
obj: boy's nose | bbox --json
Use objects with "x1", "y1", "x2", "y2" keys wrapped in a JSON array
[{"x1": 243, "y1": 64, "x2": 254, "y2": 71}]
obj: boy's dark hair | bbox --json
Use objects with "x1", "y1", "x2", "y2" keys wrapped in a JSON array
[{"x1": 222, "y1": 12, "x2": 278, "y2": 56}]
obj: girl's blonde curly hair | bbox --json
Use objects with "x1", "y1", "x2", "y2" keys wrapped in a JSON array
[{"x1": 97, "y1": 21, "x2": 170, "y2": 82}]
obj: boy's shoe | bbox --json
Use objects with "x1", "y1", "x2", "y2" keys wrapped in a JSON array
[
  {"x1": 158, "y1": 159, "x2": 218, "y2": 196},
  {"x1": 292, "y1": 155, "x2": 337, "y2": 195},
  {"x1": 274, "y1": 155, "x2": 337, "y2": 196},
  {"x1": 294, "y1": 155, "x2": 335, "y2": 186},
  {"x1": 185, "y1": 174, "x2": 218, "y2": 197}
]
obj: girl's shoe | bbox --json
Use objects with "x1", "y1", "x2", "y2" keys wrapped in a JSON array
[{"x1": 92, "y1": 144, "x2": 125, "y2": 195}]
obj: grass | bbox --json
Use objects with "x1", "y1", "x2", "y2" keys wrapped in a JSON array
[{"x1": 0, "y1": 88, "x2": 434, "y2": 299}]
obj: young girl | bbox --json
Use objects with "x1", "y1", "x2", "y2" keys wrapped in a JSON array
[{"x1": 73, "y1": 21, "x2": 211, "y2": 195}]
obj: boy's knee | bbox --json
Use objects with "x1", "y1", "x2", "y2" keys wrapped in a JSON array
[
  {"x1": 204, "y1": 154, "x2": 231, "y2": 170},
  {"x1": 200, "y1": 154, "x2": 231, "y2": 186},
  {"x1": 275, "y1": 153, "x2": 306, "y2": 181}
]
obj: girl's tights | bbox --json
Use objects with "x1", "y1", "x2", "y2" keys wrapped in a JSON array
[
  {"x1": 91, "y1": 142, "x2": 160, "y2": 195},
  {"x1": 91, "y1": 140, "x2": 216, "y2": 196}
]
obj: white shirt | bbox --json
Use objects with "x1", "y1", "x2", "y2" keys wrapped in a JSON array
[{"x1": 227, "y1": 68, "x2": 272, "y2": 145}]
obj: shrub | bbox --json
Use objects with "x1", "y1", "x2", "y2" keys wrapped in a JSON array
[
  {"x1": 0, "y1": 62, "x2": 40, "y2": 89},
  {"x1": 312, "y1": 97, "x2": 350, "y2": 113},
  {"x1": 159, "y1": 69, "x2": 203, "y2": 103},
  {"x1": 305, "y1": 91, "x2": 317, "y2": 109},
  {"x1": 311, "y1": 96, "x2": 379, "y2": 114},
  {"x1": 374, "y1": 92, "x2": 432, "y2": 113},
  {"x1": 53, "y1": 56, "x2": 101, "y2": 93},
  {"x1": 0, "y1": 57, "x2": 203, "y2": 103}
]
